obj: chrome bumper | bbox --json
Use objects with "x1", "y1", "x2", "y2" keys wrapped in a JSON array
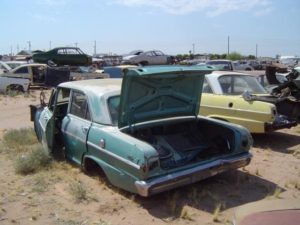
[{"x1": 135, "y1": 153, "x2": 252, "y2": 197}]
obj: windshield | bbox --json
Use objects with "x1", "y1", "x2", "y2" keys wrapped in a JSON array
[{"x1": 218, "y1": 75, "x2": 267, "y2": 94}]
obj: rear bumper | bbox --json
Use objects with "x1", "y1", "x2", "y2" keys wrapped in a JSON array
[
  {"x1": 265, "y1": 115, "x2": 297, "y2": 132},
  {"x1": 135, "y1": 152, "x2": 252, "y2": 197}
]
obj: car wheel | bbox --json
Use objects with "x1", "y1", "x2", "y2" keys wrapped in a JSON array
[
  {"x1": 139, "y1": 61, "x2": 149, "y2": 66},
  {"x1": 47, "y1": 59, "x2": 57, "y2": 67},
  {"x1": 6, "y1": 84, "x2": 24, "y2": 94},
  {"x1": 245, "y1": 68, "x2": 252, "y2": 71}
]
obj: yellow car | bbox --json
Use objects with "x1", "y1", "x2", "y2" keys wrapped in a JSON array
[{"x1": 199, "y1": 71, "x2": 297, "y2": 133}]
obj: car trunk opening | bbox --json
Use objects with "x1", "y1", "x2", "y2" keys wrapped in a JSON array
[{"x1": 122, "y1": 118, "x2": 236, "y2": 170}]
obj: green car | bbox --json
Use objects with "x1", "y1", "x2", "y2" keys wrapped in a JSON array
[
  {"x1": 32, "y1": 47, "x2": 92, "y2": 66},
  {"x1": 30, "y1": 66, "x2": 252, "y2": 196}
]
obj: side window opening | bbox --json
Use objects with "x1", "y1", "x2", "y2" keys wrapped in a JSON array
[
  {"x1": 108, "y1": 96, "x2": 120, "y2": 125},
  {"x1": 202, "y1": 78, "x2": 213, "y2": 93},
  {"x1": 15, "y1": 66, "x2": 28, "y2": 74},
  {"x1": 70, "y1": 91, "x2": 90, "y2": 120}
]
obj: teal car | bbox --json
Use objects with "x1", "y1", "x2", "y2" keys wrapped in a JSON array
[
  {"x1": 32, "y1": 47, "x2": 92, "y2": 66},
  {"x1": 30, "y1": 66, "x2": 252, "y2": 196}
]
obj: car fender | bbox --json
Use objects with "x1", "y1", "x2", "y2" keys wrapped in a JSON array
[{"x1": 82, "y1": 154, "x2": 139, "y2": 193}]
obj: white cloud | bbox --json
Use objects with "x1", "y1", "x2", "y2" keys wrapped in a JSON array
[
  {"x1": 116, "y1": 0, "x2": 272, "y2": 16},
  {"x1": 37, "y1": 0, "x2": 69, "y2": 6}
]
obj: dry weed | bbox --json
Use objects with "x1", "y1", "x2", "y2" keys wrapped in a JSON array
[
  {"x1": 14, "y1": 146, "x2": 52, "y2": 175},
  {"x1": 69, "y1": 181, "x2": 88, "y2": 202}
]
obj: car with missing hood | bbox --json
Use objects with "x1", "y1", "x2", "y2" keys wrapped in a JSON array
[
  {"x1": 122, "y1": 50, "x2": 171, "y2": 66},
  {"x1": 200, "y1": 71, "x2": 297, "y2": 133},
  {"x1": 30, "y1": 66, "x2": 252, "y2": 196}
]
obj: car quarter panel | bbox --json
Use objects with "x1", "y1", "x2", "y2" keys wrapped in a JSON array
[
  {"x1": 200, "y1": 93, "x2": 275, "y2": 133},
  {"x1": 85, "y1": 124, "x2": 157, "y2": 193}
]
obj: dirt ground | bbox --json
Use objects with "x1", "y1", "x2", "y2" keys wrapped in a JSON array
[{"x1": 0, "y1": 91, "x2": 299, "y2": 225}]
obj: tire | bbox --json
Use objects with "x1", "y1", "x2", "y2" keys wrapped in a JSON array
[
  {"x1": 47, "y1": 59, "x2": 57, "y2": 67},
  {"x1": 6, "y1": 84, "x2": 24, "y2": 94},
  {"x1": 139, "y1": 61, "x2": 149, "y2": 66}
]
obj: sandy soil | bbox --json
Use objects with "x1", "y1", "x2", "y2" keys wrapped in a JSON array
[{"x1": 0, "y1": 91, "x2": 299, "y2": 225}]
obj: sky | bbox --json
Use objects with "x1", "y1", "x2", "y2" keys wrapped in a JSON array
[{"x1": 0, "y1": 0, "x2": 299, "y2": 57}]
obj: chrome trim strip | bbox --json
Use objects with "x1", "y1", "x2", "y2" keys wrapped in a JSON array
[
  {"x1": 135, "y1": 153, "x2": 252, "y2": 197},
  {"x1": 62, "y1": 129, "x2": 86, "y2": 144},
  {"x1": 87, "y1": 141, "x2": 141, "y2": 170},
  {"x1": 201, "y1": 104, "x2": 271, "y2": 115}
]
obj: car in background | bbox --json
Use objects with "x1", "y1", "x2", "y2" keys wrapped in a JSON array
[
  {"x1": 199, "y1": 71, "x2": 297, "y2": 133},
  {"x1": 233, "y1": 61, "x2": 254, "y2": 71},
  {"x1": 32, "y1": 47, "x2": 92, "y2": 66},
  {"x1": 122, "y1": 50, "x2": 171, "y2": 65},
  {"x1": 103, "y1": 65, "x2": 137, "y2": 78},
  {"x1": 206, "y1": 60, "x2": 234, "y2": 70},
  {"x1": 2, "y1": 63, "x2": 47, "y2": 86},
  {"x1": 30, "y1": 66, "x2": 252, "y2": 196},
  {"x1": 206, "y1": 60, "x2": 254, "y2": 71}
]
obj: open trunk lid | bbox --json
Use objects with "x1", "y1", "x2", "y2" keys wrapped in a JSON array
[{"x1": 118, "y1": 66, "x2": 214, "y2": 128}]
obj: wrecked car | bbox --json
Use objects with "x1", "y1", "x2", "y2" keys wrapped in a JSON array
[
  {"x1": 30, "y1": 66, "x2": 252, "y2": 196},
  {"x1": 32, "y1": 47, "x2": 92, "y2": 66},
  {"x1": 2, "y1": 63, "x2": 47, "y2": 86},
  {"x1": 200, "y1": 71, "x2": 297, "y2": 133},
  {"x1": 257, "y1": 65, "x2": 300, "y2": 121}
]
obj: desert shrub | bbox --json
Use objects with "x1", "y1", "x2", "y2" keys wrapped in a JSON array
[
  {"x1": 14, "y1": 145, "x2": 52, "y2": 175},
  {"x1": 69, "y1": 181, "x2": 88, "y2": 202},
  {"x1": 3, "y1": 128, "x2": 38, "y2": 151}
]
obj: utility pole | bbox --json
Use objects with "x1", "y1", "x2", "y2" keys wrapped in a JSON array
[
  {"x1": 49, "y1": 41, "x2": 52, "y2": 50},
  {"x1": 227, "y1": 36, "x2": 230, "y2": 56},
  {"x1": 256, "y1": 44, "x2": 258, "y2": 59},
  {"x1": 10, "y1": 45, "x2": 13, "y2": 56},
  {"x1": 192, "y1": 43, "x2": 195, "y2": 54},
  {"x1": 94, "y1": 40, "x2": 97, "y2": 55},
  {"x1": 27, "y1": 41, "x2": 31, "y2": 51},
  {"x1": 17, "y1": 44, "x2": 19, "y2": 54},
  {"x1": 74, "y1": 42, "x2": 78, "y2": 48}
]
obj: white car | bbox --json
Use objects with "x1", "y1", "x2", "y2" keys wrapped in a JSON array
[
  {"x1": 122, "y1": 50, "x2": 171, "y2": 65},
  {"x1": 2, "y1": 63, "x2": 47, "y2": 86},
  {"x1": 0, "y1": 76, "x2": 30, "y2": 93}
]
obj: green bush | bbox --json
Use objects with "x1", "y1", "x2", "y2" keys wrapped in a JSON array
[
  {"x1": 14, "y1": 146, "x2": 52, "y2": 175},
  {"x1": 3, "y1": 128, "x2": 38, "y2": 150}
]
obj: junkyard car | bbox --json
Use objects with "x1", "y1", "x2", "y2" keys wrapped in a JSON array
[
  {"x1": 30, "y1": 66, "x2": 252, "y2": 196},
  {"x1": 122, "y1": 50, "x2": 171, "y2": 66},
  {"x1": 200, "y1": 71, "x2": 297, "y2": 133},
  {"x1": 2, "y1": 63, "x2": 47, "y2": 86},
  {"x1": 0, "y1": 75, "x2": 30, "y2": 93},
  {"x1": 32, "y1": 47, "x2": 92, "y2": 66}
]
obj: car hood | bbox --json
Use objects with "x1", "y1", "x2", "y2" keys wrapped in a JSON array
[{"x1": 118, "y1": 66, "x2": 214, "y2": 128}]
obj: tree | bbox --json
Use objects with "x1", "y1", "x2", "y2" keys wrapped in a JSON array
[
  {"x1": 226, "y1": 52, "x2": 242, "y2": 61},
  {"x1": 247, "y1": 55, "x2": 256, "y2": 60}
]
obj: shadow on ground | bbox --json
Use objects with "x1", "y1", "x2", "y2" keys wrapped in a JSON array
[
  {"x1": 252, "y1": 130, "x2": 300, "y2": 153},
  {"x1": 133, "y1": 170, "x2": 281, "y2": 220}
]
